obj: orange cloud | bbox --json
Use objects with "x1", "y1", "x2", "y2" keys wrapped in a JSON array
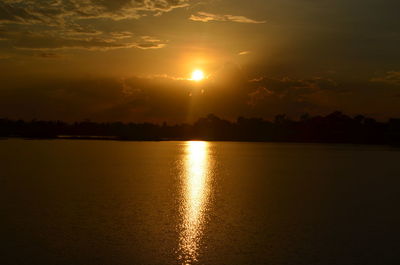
[{"x1": 189, "y1": 12, "x2": 266, "y2": 24}]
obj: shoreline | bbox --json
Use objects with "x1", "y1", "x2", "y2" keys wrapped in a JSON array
[{"x1": 1, "y1": 135, "x2": 399, "y2": 147}]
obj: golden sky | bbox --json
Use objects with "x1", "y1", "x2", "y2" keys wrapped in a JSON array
[{"x1": 0, "y1": 0, "x2": 399, "y2": 122}]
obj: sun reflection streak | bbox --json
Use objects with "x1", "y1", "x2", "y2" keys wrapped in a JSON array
[{"x1": 178, "y1": 141, "x2": 211, "y2": 265}]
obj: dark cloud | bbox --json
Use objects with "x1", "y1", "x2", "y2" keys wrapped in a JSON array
[
  {"x1": 1, "y1": 70, "x2": 399, "y2": 122},
  {"x1": 0, "y1": 76, "x2": 194, "y2": 122},
  {"x1": 245, "y1": 76, "x2": 340, "y2": 117},
  {"x1": 34, "y1": 52, "x2": 63, "y2": 58},
  {"x1": 0, "y1": 70, "x2": 344, "y2": 123},
  {"x1": 249, "y1": 76, "x2": 339, "y2": 101}
]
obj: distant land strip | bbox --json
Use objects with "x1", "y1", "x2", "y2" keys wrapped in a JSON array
[{"x1": 1, "y1": 111, "x2": 400, "y2": 145}]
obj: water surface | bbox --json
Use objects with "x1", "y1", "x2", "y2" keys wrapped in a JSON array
[{"x1": 1, "y1": 140, "x2": 399, "y2": 265}]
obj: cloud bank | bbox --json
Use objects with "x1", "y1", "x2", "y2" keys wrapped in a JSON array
[{"x1": 0, "y1": 67, "x2": 348, "y2": 123}]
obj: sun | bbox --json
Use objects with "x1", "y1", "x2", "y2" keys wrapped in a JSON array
[{"x1": 191, "y1": 69, "x2": 205, "y2": 82}]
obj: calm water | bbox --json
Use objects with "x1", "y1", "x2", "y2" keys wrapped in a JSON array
[{"x1": 1, "y1": 139, "x2": 399, "y2": 265}]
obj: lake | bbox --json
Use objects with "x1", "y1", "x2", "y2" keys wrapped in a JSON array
[{"x1": 1, "y1": 139, "x2": 399, "y2": 265}]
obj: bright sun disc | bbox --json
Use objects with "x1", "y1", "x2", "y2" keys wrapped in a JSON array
[{"x1": 191, "y1": 70, "x2": 205, "y2": 82}]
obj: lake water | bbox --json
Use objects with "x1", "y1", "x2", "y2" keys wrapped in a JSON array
[{"x1": 1, "y1": 139, "x2": 399, "y2": 265}]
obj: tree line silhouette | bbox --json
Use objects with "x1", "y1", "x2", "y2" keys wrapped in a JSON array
[{"x1": 1, "y1": 111, "x2": 400, "y2": 145}]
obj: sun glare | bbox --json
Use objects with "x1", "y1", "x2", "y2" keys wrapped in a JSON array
[{"x1": 191, "y1": 69, "x2": 205, "y2": 82}]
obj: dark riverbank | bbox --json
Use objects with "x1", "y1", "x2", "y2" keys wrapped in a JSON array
[{"x1": 1, "y1": 111, "x2": 400, "y2": 145}]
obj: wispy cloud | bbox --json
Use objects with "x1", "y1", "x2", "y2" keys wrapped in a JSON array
[
  {"x1": 189, "y1": 12, "x2": 266, "y2": 24},
  {"x1": 0, "y1": 0, "x2": 187, "y2": 52},
  {"x1": 1, "y1": 30, "x2": 167, "y2": 51},
  {"x1": 238, "y1": 51, "x2": 251, "y2": 55},
  {"x1": 0, "y1": 0, "x2": 190, "y2": 25},
  {"x1": 371, "y1": 71, "x2": 400, "y2": 86}
]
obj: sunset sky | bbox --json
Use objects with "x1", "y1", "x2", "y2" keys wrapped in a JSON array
[{"x1": 0, "y1": 0, "x2": 399, "y2": 122}]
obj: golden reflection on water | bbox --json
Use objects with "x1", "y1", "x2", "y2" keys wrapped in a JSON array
[{"x1": 178, "y1": 141, "x2": 212, "y2": 265}]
